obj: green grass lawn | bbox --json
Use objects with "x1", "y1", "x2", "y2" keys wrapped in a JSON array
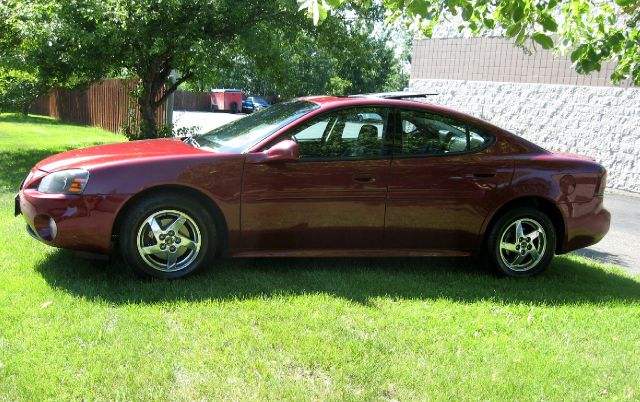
[{"x1": 1, "y1": 114, "x2": 639, "y2": 400}]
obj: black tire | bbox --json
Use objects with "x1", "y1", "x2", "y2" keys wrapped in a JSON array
[
  {"x1": 119, "y1": 193, "x2": 217, "y2": 279},
  {"x1": 230, "y1": 102, "x2": 238, "y2": 114},
  {"x1": 484, "y1": 207, "x2": 556, "y2": 277}
]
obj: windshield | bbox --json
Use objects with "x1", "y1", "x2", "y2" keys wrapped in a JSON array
[
  {"x1": 251, "y1": 97, "x2": 269, "y2": 104},
  {"x1": 197, "y1": 100, "x2": 318, "y2": 153}
]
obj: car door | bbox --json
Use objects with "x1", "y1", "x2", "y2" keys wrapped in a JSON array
[
  {"x1": 385, "y1": 108, "x2": 514, "y2": 252},
  {"x1": 241, "y1": 107, "x2": 391, "y2": 252}
]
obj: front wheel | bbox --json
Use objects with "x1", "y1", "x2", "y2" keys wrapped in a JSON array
[
  {"x1": 485, "y1": 207, "x2": 556, "y2": 277},
  {"x1": 119, "y1": 194, "x2": 217, "y2": 279}
]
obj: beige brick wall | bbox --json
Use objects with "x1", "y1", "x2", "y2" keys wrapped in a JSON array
[{"x1": 411, "y1": 37, "x2": 632, "y2": 88}]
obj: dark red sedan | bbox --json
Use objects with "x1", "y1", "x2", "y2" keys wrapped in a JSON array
[{"x1": 16, "y1": 94, "x2": 610, "y2": 279}]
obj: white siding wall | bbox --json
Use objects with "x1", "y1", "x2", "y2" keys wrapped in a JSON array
[{"x1": 410, "y1": 78, "x2": 640, "y2": 192}]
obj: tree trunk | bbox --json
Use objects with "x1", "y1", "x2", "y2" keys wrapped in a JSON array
[
  {"x1": 138, "y1": 79, "x2": 160, "y2": 138},
  {"x1": 138, "y1": 97, "x2": 158, "y2": 138},
  {"x1": 21, "y1": 101, "x2": 31, "y2": 117},
  {"x1": 135, "y1": 67, "x2": 189, "y2": 139}
]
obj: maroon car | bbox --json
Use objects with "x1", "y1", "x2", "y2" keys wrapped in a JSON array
[{"x1": 16, "y1": 94, "x2": 610, "y2": 279}]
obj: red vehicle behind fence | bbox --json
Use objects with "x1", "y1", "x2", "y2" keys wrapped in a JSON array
[{"x1": 209, "y1": 89, "x2": 243, "y2": 113}]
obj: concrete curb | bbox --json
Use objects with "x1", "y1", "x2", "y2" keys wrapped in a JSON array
[{"x1": 606, "y1": 188, "x2": 640, "y2": 199}]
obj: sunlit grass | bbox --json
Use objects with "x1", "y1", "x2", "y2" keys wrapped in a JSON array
[
  {"x1": 0, "y1": 115, "x2": 639, "y2": 400},
  {"x1": 0, "y1": 113, "x2": 125, "y2": 192}
]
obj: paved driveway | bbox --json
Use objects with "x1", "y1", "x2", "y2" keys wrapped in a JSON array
[
  {"x1": 173, "y1": 110, "x2": 243, "y2": 134},
  {"x1": 572, "y1": 192, "x2": 640, "y2": 275},
  {"x1": 173, "y1": 110, "x2": 639, "y2": 275}
]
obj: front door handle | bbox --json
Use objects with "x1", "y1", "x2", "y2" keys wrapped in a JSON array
[
  {"x1": 353, "y1": 175, "x2": 375, "y2": 183},
  {"x1": 472, "y1": 171, "x2": 496, "y2": 178}
]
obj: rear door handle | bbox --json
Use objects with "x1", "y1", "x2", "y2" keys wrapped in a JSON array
[{"x1": 353, "y1": 175, "x2": 375, "y2": 183}]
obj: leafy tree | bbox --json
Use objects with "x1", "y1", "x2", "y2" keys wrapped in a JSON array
[
  {"x1": 45, "y1": 0, "x2": 329, "y2": 139},
  {"x1": 3, "y1": 0, "x2": 321, "y2": 137},
  {"x1": 0, "y1": 1, "x2": 106, "y2": 115},
  {"x1": 300, "y1": 0, "x2": 640, "y2": 85},
  {"x1": 189, "y1": 9, "x2": 408, "y2": 97},
  {"x1": 383, "y1": 32, "x2": 413, "y2": 92},
  {"x1": 4, "y1": 0, "x2": 410, "y2": 138}
]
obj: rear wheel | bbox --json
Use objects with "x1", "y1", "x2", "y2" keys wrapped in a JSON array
[
  {"x1": 119, "y1": 194, "x2": 217, "y2": 279},
  {"x1": 485, "y1": 207, "x2": 556, "y2": 277}
]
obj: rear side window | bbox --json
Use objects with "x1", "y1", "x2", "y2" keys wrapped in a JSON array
[{"x1": 398, "y1": 109, "x2": 491, "y2": 156}]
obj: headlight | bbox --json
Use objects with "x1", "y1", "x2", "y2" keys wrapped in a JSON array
[{"x1": 38, "y1": 169, "x2": 90, "y2": 194}]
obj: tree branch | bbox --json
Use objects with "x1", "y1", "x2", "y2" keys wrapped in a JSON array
[{"x1": 153, "y1": 72, "x2": 193, "y2": 108}]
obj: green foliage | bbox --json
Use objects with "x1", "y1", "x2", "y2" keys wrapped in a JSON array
[
  {"x1": 532, "y1": 32, "x2": 554, "y2": 49},
  {"x1": 46, "y1": 0, "x2": 364, "y2": 137},
  {"x1": 3, "y1": 0, "x2": 411, "y2": 139},
  {"x1": 188, "y1": 6, "x2": 410, "y2": 97},
  {"x1": 3, "y1": 0, "x2": 318, "y2": 137},
  {"x1": 0, "y1": 70, "x2": 38, "y2": 114},
  {"x1": 0, "y1": 1, "x2": 107, "y2": 115},
  {"x1": 301, "y1": 0, "x2": 640, "y2": 85}
]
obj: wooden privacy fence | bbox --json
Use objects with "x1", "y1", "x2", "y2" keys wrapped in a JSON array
[
  {"x1": 174, "y1": 91, "x2": 210, "y2": 111},
  {"x1": 31, "y1": 79, "x2": 166, "y2": 133}
]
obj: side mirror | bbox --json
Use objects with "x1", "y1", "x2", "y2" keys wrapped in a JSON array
[{"x1": 246, "y1": 140, "x2": 300, "y2": 164}]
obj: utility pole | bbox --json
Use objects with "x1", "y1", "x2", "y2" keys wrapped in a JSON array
[{"x1": 166, "y1": 70, "x2": 176, "y2": 132}]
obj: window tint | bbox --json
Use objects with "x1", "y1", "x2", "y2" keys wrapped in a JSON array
[
  {"x1": 281, "y1": 108, "x2": 388, "y2": 159},
  {"x1": 398, "y1": 110, "x2": 490, "y2": 156},
  {"x1": 292, "y1": 118, "x2": 330, "y2": 141}
]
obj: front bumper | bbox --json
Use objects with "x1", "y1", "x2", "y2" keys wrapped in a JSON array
[
  {"x1": 15, "y1": 194, "x2": 41, "y2": 241},
  {"x1": 17, "y1": 189, "x2": 127, "y2": 254}
]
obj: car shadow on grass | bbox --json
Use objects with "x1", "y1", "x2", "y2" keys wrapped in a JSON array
[{"x1": 35, "y1": 250, "x2": 640, "y2": 306}]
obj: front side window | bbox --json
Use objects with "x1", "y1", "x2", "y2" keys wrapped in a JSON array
[
  {"x1": 398, "y1": 110, "x2": 491, "y2": 156},
  {"x1": 278, "y1": 107, "x2": 389, "y2": 159}
]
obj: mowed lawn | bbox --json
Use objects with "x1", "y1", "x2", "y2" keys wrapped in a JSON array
[{"x1": 1, "y1": 114, "x2": 639, "y2": 400}]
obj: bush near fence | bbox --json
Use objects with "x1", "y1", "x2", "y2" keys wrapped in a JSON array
[{"x1": 31, "y1": 79, "x2": 166, "y2": 133}]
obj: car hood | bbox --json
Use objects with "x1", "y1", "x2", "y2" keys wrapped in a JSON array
[{"x1": 36, "y1": 138, "x2": 210, "y2": 172}]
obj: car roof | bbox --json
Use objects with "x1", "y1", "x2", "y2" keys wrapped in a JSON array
[{"x1": 301, "y1": 95, "x2": 457, "y2": 113}]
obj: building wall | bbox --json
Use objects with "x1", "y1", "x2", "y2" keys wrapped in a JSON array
[
  {"x1": 410, "y1": 37, "x2": 639, "y2": 193},
  {"x1": 412, "y1": 37, "x2": 631, "y2": 88}
]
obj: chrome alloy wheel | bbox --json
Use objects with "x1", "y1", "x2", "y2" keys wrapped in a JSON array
[
  {"x1": 136, "y1": 209, "x2": 202, "y2": 272},
  {"x1": 498, "y1": 218, "x2": 547, "y2": 272}
]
